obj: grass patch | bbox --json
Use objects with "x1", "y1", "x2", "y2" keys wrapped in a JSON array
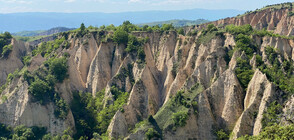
[
  {"x1": 154, "y1": 83, "x2": 203, "y2": 131},
  {"x1": 14, "y1": 35, "x2": 51, "y2": 42}
]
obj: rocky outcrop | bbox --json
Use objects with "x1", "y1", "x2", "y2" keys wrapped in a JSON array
[
  {"x1": 205, "y1": 69, "x2": 244, "y2": 131},
  {"x1": 0, "y1": 39, "x2": 28, "y2": 86},
  {"x1": 107, "y1": 111, "x2": 128, "y2": 139},
  {"x1": 231, "y1": 70, "x2": 280, "y2": 139},
  {"x1": 86, "y1": 41, "x2": 115, "y2": 94},
  {"x1": 163, "y1": 109, "x2": 200, "y2": 140},
  {"x1": 1, "y1": 6, "x2": 294, "y2": 138},
  {"x1": 259, "y1": 36, "x2": 294, "y2": 60},
  {"x1": 197, "y1": 7, "x2": 294, "y2": 36},
  {"x1": 181, "y1": 69, "x2": 243, "y2": 140},
  {"x1": 281, "y1": 95, "x2": 294, "y2": 125},
  {"x1": 0, "y1": 77, "x2": 74, "y2": 135},
  {"x1": 159, "y1": 70, "x2": 242, "y2": 140}
]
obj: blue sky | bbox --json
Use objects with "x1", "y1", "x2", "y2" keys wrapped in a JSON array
[{"x1": 0, "y1": 0, "x2": 292, "y2": 13}]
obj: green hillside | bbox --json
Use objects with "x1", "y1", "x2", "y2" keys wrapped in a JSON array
[{"x1": 12, "y1": 27, "x2": 74, "y2": 37}]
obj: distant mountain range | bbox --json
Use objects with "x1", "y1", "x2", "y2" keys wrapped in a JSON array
[
  {"x1": 0, "y1": 9, "x2": 244, "y2": 33},
  {"x1": 138, "y1": 19, "x2": 210, "y2": 27},
  {"x1": 12, "y1": 19, "x2": 210, "y2": 37},
  {"x1": 12, "y1": 27, "x2": 75, "y2": 37}
]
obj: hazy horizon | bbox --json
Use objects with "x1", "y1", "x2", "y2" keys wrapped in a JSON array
[
  {"x1": 0, "y1": 0, "x2": 292, "y2": 32},
  {"x1": 0, "y1": 7, "x2": 243, "y2": 14},
  {"x1": 0, "y1": 9, "x2": 244, "y2": 32},
  {"x1": 0, "y1": 0, "x2": 291, "y2": 13}
]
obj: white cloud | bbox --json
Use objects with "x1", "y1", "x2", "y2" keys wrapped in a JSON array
[
  {"x1": 128, "y1": 0, "x2": 141, "y2": 3},
  {"x1": 64, "y1": 0, "x2": 75, "y2": 3},
  {"x1": 0, "y1": 0, "x2": 32, "y2": 4},
  {"x1": 87, "y1": 0, "x2": 105, "y2": 2},
  {"x1": 127, "y1": 0, "x2": 223, "y2": 5},
  {"x1": 48, "y1": 0, "x2": 82, "y2": 3},
  {"x1": 0, "y1": 6, "x2": 33, "y2": 13}
]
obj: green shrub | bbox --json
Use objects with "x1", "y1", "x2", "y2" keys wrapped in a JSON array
[
  {"x1": 288, "y1": 11, "x2": 294, "y2": 16},
  {"x1": 142, "y1": 25, "x2": 149, "y2": 31},
  {"x1": 32, "y1": 37, "x2": 67, "y2": 57},
  {"x1": 0, "y1": 32, "x2": 12, "y2": 39},
  {"x1": 253, "y1": 28, "x2": 274, "y2": 37},
  {"x1": 6, "y1": 69, "x2": 20, "y2": 83},
  {"x1": 177, "y1": 28, "x2": 184, "y2": 35},
  {"x1": 235, "y1": 57, "x2": 254, "y2": 89},
  {"x1": 71, "y1": 87, "x2": 129, "y2": 139},
  {"x1": 145, "y1": 128, "x2": 160, "y2": 140},
  {"x1": 63, "y1": 41, "x2": 70, "y2": 49},
  {"x1": 125, "y1": 35, "x2": 146, "y2": 63},
  {"x1": 0, "y1": 123, "x2": 12, "y2": 138},
  {"x1": 255, "y1": 54, "x2": 263, "y2": 67},
  {"x1": 120, "y1": 21, "x2": 138, "y2": 33},
  {"x1": 125, "y1": 35, "x2": 140, "y2": 52},
  {"x1": 77, "y1": 23, "x2": 88, "y2": 37},
  {"x1": 22, "y1": 56, "x2": 32, "y2": 66},
  {"x1": 137, "y1": 47, "x2": 146, "y2": 63},
  {"x1": 54, "y1": 94, "x2": 69, "y2": 119},
  {"x1": 187, "y1": 30, "x2": 197, "y2": 36},
  {"x1": 71, "y1": 91, "x2": 100, "y2": 139},
  {"x1": 54, "y1": 37, "x2": 65, "y2": 49},
  {"x1": 225, "y1": 24, "x2": 253, "y2": 35},
  {"x1": 29, "y1": 78, "x2": 53, "y2": 104},
  {"x1": 161, "y1": 24, "x2": 174, "y2": 31},
  {"x1": 63, "y1": 52, "x2": 70, "y2": 58},
  {"x1": 0, "y1": 124, "x2": 50, "y2": 140},
  {"x1": 265, "y1": 46, "x2": 278, "y2": 64},
  {"x1": 172, "y1": 90, "x2": 187, "y2": 106},
  {"x1": 260, "y1": 46, "x2": 294, "y2": 94},
  {"x1": 235, "y1": 34, "x2": 256, "y2": 57},
  {"x1": 105, "y1": 24, "x2": 116, "y2": 31},
  {"x1": 261, "y1": 101, "x2": 282, "y2": 128},
  {"x1": 191, "y1": 101, "x2": 198, "y2": 114},
  {"x1": 1, "y1": 44, "x2": 12, "y2": 58},
  {"x1": 197, "y1": 24, "x2": 222, "y2": 45},
  {"x1": 48, "y1": 57, "x2": 68, "y2": 82},
  {"x1": 113, "y1": 29, "x2": 129, "y2": 45},
  {"x1": 32, "y1": 42, "x2": 47, "y2": 56},
  {"x1": 31, "y1": 127, "x2": 47, "y2": 140},
  {"x1": 172, "y1": 111, "x2": 188, "y2": 127},
  {"x1": 110, "y1": 86, "x2": 125, "y2": 100},
  {"x1": 12, "y1": 125, "x2": 34, "y2": 140},
  {"x1": 171, "y1": 62, "x2": 179, "y2": 78},
  {"x1": 80, "y1": 23, "x2": 86, "y2": 32},
  {"x1": 0, "y1": 69, "x2": 20, "y2": 94},
  {"x1": 96, "y1": 87, "x2": 129, "y2": 133},
  {"x1": 238, "y1": 124, "x2": 294, "y2": 140},
  {"x1": 216, "y1": 129, "x2": 229, "y2": 140},
  {"x1": 152, "y1": 25, "x2": 161, "y2": 31},
  {"x1": 207, "y1": 24, "x2": 218, "y2": 32},
  {"x1": 0, "y1": 32, "x2": 12, "y2": 55}
]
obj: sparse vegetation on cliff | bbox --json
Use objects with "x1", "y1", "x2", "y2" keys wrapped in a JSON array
[
  {"x1": 257, "y1": 46, "x2": 294, "y2": 94},
  {"x1": 238, "y1": 124, "x2": 294, "y2": 140},
  {"x1": 0, "y1": 124, "x2": 50, "y2": 140},
  {"x1": 2, "y1": 5, "x2": 294, "y2": 139},
  {"x1": 235, "y1": 57, "x2": 254, "y2": 89},
  {"x1": 71, "y1": 86, "x2": 130, "y2": 139},
  {"x1": 0, "y1": 32, "x2": 13, "y2": 58},
  {"x1": 154, "y1": 83, "x2": 203, "y2": 131}
]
